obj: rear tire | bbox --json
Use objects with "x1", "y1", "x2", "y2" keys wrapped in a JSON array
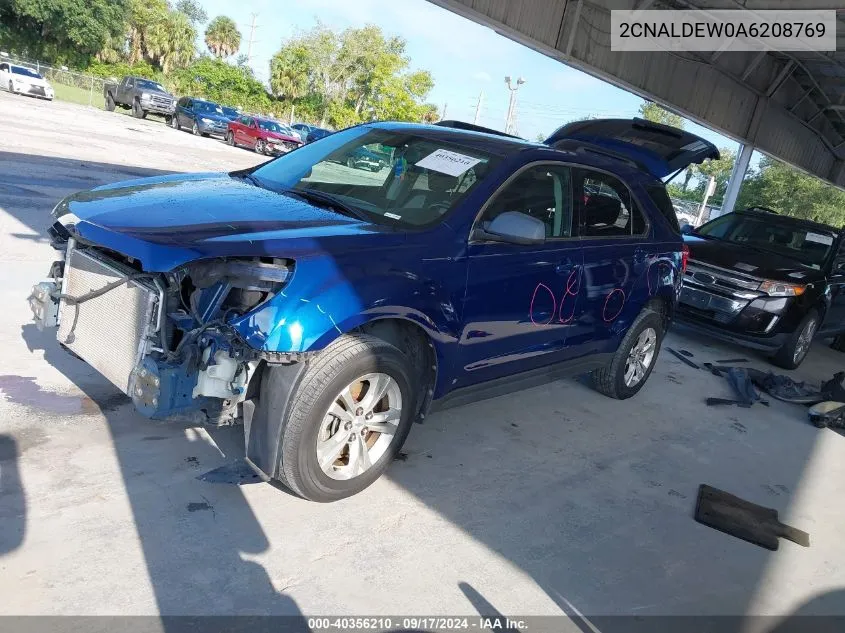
[
  {"x1": 772, "y1": 309, "x2": 818, "y2": 370},
  {"x1": 591, "y1": 306, "x2": 664, "y2": 400},
  {"x1": 831, "y1": 333, "x2": 845, "y2": 353},
  {"x1": 273, "y1": 334, "x2": 416, "y2": 502},
  {"x1": 105, "y1": 93, "x2": 115, "y2": 111},
  {"x1": 132, "y1": 99, "x2": 145, "y2": 118}
]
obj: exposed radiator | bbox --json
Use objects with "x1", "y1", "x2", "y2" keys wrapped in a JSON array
[{"x1": 57, "y1": 245, "x2": 160, "y2": 394}]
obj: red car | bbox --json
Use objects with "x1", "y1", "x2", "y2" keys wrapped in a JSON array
[{"x1": 226, "y1": 115, "x2": 302, "y2": 155}]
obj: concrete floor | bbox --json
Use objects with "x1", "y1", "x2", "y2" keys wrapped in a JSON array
[{"x1": 1, "y1": 93, "x2": 845, "y2": 624}]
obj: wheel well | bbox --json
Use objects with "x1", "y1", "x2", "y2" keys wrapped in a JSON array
[
  {"x1": 644, "y1": 296, "x2": 670, "y2": 332},
  {"x1": 355, "y1": 319, "x2": 437, "y2": 421}
]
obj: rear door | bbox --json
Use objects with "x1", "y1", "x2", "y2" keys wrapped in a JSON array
[
  {"x1": 562, "y1": 167, "x2": 658, "y2": 357},
  {"x1": 119, "y1": 77, "x2": 132, "y2": 103},
  {"x1": 545, "y1": 118, "x2": 719, "y2": 179},
  {"x1": 459, "y1": 162, "x2": 584, "y2": 387}
]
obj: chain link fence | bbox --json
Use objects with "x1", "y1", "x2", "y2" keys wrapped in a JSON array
[{"x1": 0, "y1": 53, "x2": 105, "y2": 108}]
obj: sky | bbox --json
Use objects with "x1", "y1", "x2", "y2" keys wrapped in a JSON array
[{"x1": 195, "y1": 0, "x2": 742, "y2": 160}]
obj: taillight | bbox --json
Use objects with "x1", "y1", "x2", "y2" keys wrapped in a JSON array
[{"x1": 681, "y1": 244, "x2": 690, "y2": 273}]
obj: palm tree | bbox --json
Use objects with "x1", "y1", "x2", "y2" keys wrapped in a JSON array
[
  {"x1": 205, "y1": 16, "x2": 241, "y2": 59},
  {"x1": 145, "y1": 10, "x2": 196, "y2": 73},
  {"x1": 269, "y1": 46, "x2": 309, "y2": 99}
]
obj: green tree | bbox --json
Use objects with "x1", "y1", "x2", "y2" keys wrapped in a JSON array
[
  {"x1": 167, "y1": 57, "x2": 271, "y2": 112},
  {"x1": 737, "y1": 157, "x2": 845, "y2": 227},
  {"x1": 0, "y1": 0, "x2": 130, "y2": 65},
  {"x1": 204, "y1": 16, "x2": 241, "y2": 59},
  {"x1": 691, "y1": 147, "x2": 736, "y2": 206},
  {"x1": 175, "y1": 0, "x2": 207, "y2": 24},
  {"x1": 268, "y1": 24, "x2": 436, "y2": 128},
  {"x1": 144, "y1": 8, "x2": 196, "y2": 72},
  {"x1": 638, "y1": 101, "x2": 684, "y2": 129}
]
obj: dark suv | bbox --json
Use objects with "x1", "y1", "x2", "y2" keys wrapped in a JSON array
[
  {"x1": 680, "y1": 207, "x2": 845, "y2": 368},
  {"x1": 29, "y1": 118, "x2": 715, "y2": 501}
]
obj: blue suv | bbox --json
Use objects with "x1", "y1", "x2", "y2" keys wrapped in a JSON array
[{"x1": 30, "y1": 118, "x2": 716, "y2": 501}]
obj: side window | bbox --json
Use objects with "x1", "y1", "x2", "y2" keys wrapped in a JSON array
[
  {"x1": 576, "y1": 169, "x2": 646, "y2": 237},
  {"x1": 0, "y1": 64, "x2": 8, "y2": 72},
  {"x1": 479, "y1": 164, "x2": 573, "y2": 239},
  {"x1": 186, "y1": 99, "x2": 193, "y2": 109},
  {"x1": 125, "y1": 78, "x2": 134, "y2": 88},
  {"x1": 239, "y1": 116, "x2": 250, "y2": 125}
]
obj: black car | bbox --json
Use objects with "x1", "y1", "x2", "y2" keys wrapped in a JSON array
[
  {"x1": 678, "y1": 207, "x2": 845, "y2": 368},
  {"x1": 305, "y1": 127, "x2": 332, "y2": 143}
]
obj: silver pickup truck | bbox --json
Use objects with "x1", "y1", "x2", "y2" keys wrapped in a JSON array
[{"x1": 104, "y1": 76, "x2": 176, "y2": 119}]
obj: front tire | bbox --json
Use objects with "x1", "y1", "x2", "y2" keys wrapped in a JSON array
[
  {"x1": 255, "y1": 139, "x2": 266, "y2": 155},
  {"x1": 226, "y1": 131, "x2": 235, "y2": 146},
  {"x1": 192, "y1": 122, "x2": 200, "y2": 135},
  {"x1": 591, "y1": 306, "x2": 664, "y2": 399},
  {"x1": 273, "y1": 334, "x2": 416, "y2": 502},
  {"x1": 772, "y1": 309, "x2": 818, "y2": 369}
]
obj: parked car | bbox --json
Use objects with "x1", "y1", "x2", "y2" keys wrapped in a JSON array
[
  {"x1": 306, "y1": 127, "x2": 332, "y2": 143},
  {"x1": 679, "y1": 207, "x2": 845, "y2": 368},
  {"x1": 171, "y1": 97, "x2": 231, "y2": 137},
  {"x1": 344, "y1": 146, "x2": 387, "y2": 171},
  {"x1": 29, "y1": 117, "x2": 714, "y2": 501},
  {"x1": 0, "y1": 63, "x2": 54, "y2": 100},
  {"x1": 104, "y1": 76, "x2": 175, "y2": 119},
  {"x1": 225, "y1": 115, "x2": 302, "y2": 155},
  {"x1": 291, "y1": 122, "x2": 315, "y2": 140}
]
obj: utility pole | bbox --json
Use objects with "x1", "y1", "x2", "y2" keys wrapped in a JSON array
[
  {"x1": 441, "y1": 102, "x2": 448, "y2": 121},
  {"x1": 473, "y1": 90, "x2": 484, "y2": 125},
  {"x1": 246, "y1": 13, "x2": 259, "y2": 66},
  {"x1": 504, "y1": 76, "x2": 525, "y2": 135},
  {"x1": 697, "y1": 176, "x2": 717, "y2": 225}
]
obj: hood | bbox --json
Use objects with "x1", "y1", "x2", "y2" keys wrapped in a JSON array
[
  {"x1": 266, "y1": 131, "x2": 300, "y2": 143},
  {"x1": 196, "y1": 111, "x2": 229, "y2": 123},
  {"x1": 14, "y1": 75, "x2": 50, "y2": 88},
  {"x1": 684, "y1": 235, "x2": 826, "y2": 283},
  {"x1": 56, "y1": 173, "x2": 401, "y2": 271}
]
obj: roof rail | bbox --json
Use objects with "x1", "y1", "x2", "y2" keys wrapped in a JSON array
[{"x1": 434, "y1": 120, "x2": 522, "y2": 139}]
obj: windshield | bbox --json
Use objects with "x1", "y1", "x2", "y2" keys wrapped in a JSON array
[
  {"x1": 12, "y1": 66, "x2": 41, "y2": 79},
  {"x1": 195, "y1": 101, "x2": 223, "y2": 115},
  {"x1": 250, "y1": 127, "x2": 500, "y2": 228},
  {"x1": 696, "y1": 213, "x2": 836, "y2": 268},
  {"x1": 136, "y1": 79, "x2": 165, "y2": 92},
  {"x1": 259, "y1": 120, "x2": 285, "y2": 133},
  {"x1": 221, "y1": 106, "x2": 238, "y2": 118}
]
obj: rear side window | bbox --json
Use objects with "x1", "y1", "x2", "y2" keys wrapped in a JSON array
[
  {"x1": 575, "y1": 169, "x2": 646, "y2": 237},
  {"x1": 644, "y1": 184, "x2": 681, "y2": 234}
]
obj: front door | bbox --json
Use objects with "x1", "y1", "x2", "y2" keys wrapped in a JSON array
[
  {"x1": 563, "y1": 167, "x2": 657, "y2": 357},
  {"x1": 460, "y1": 162, "x2": 583, "y2": 387}
]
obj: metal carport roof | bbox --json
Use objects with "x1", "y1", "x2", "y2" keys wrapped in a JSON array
[{"x1": 426, "y1": 0, "x2": 845, "y2": 193}]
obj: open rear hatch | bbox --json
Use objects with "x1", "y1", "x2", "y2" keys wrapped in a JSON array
[{"x1": 545, "y1": 117, "x2": 719, "y2": 179}]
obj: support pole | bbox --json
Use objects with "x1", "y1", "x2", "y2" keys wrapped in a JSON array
[{"x1": 719, "y1": 143, "x2": 754, "y2": 218}]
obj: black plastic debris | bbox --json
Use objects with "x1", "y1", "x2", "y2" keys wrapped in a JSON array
[
  {"x1": 716, "y1": 358, "x2": 749, "y2": 363},
  {"x1": 666, "y1": 347, "x2": 699, "y2": 369},
  {"x1": 705, "y1": 397, "x2": 751, "y2": 408},
  {"x1": 695, "y1": 484, "x2": 810, "y2": 551},
  {"x1": 196, "y1": 459, "x2": 263, "y2": 485}
]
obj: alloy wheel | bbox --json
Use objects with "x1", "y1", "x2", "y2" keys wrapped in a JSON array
[
  {"x1": 316, "y1": 373, "x2": 402, "y2": 481},
  {"x1": 624, "y1": 327, "x2": 657, "y2": 388},
  {"x1": 794, "y1": 318, "x2": 817, "y2": 363}
]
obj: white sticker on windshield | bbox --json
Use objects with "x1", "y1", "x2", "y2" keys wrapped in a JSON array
[
  {"x1": 734, "y1": 262, "x2": 757, "y2": 272},
  {"x1": 805, "y1": 232, "x2": 834, "y2": 246},
  {"x1": 789, "y1": 272, "x2": 806, "y2": 279},
  {"x1": 384, "y1": 212, "x2": 402, "y2": 220},
  {"x1": 415, "y1": 149, "x2": 482, "y2": 177}
]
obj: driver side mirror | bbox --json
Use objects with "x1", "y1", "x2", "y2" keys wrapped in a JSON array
[
  {"x1": 475, "y1": 211, "x2": 546, "y2": 245},
  {"x1": 681, "y1": 223, "x2": 695, "y2": 235}
]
